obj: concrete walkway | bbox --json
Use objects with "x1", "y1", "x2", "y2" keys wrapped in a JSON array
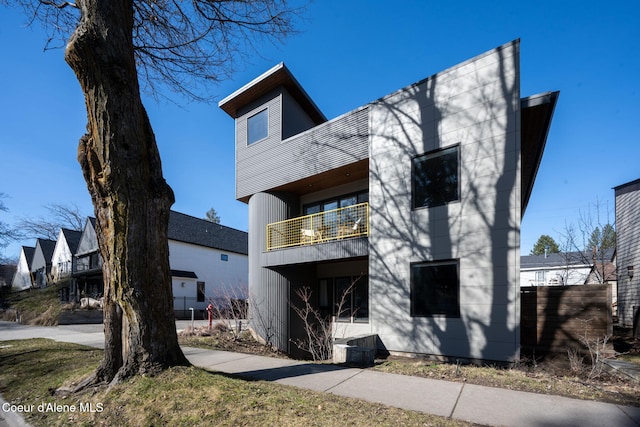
[{"x1": 1, "y1": 321, "x2": 639, "y2": 427}]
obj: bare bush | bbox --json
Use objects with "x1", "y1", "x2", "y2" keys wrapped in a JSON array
[
  {"x1": 566, "y1": 319, "x2": 611, "y2": 380},
  {"x1": 208, "y1": 284, "x2": 248, "y2": 341},
  {"x1": 290, "y1": 287, "x2": 333, "y2": 361},
  {"x1": 290, "y1": 277, "x2": 359, "y2": 361}
]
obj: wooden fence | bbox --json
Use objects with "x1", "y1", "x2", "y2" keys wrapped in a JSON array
[{"x1": 521, "y1": 285, "x2": 612, "y2": 356}]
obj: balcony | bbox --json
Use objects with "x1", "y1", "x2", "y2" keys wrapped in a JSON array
[{"x1": 266, "y1": 202, "x2": 369, "y2": 251}]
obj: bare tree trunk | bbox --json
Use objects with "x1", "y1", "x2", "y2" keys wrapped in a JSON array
[{"x1": 64, "y1": 0, "x2": 189, "y2": 385}]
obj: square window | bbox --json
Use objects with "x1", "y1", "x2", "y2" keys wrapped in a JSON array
[
  {"x1": 411, "y1": 260, "x2": 459, "y2": 317},
  {"x1": 247, "y1": 109, "x2": 268, "y2": 144},
  {"x1": 221, "y1": 254, "x2": 229, "y2": 262},
  {"x1": 413, "y1": 145, "x2": 459, "y2": 209}
]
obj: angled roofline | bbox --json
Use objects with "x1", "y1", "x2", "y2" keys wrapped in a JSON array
[
  {"x1": 59, "y1": 228, "x2": 82, "y2": 254},
  {"x1": 35, "y1": 238, "x2": 57, "y2": 263},
  {"x1": 219, "y1": 62, "x2": 327, "y2": 124},
  {"x1": 520, "y1": 90, "x2": 560, "y2": 216},
  {"x1": 613, "y1": 177, "x2": 640, "y2": 196},
  {"x1": 22, "y1": 246, "x2": 36, "y2": 268}
]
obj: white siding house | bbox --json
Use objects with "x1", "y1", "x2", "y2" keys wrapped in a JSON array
[
  {"x1": 11, "y1": 246, "x2": 35, "y2": 291},
  {"x1": 167, "y1": 211, "x2": 248, "y2": 316},
  {"x1": 70, "y1": 212, "x2": 249, "y2": 316},
  {"x1": 520, "y1": 253, "x2": 593, "y2": 287},
  {"x1": 51, "y1": 228, "x2": 82, "y2": 283}
]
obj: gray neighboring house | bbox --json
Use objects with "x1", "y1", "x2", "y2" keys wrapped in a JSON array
[
  {"x1": 614, "y1": 178, "x2": 640, "y2": 335},
  {"x1": 220, "y1": 40, "x2": 559, "y2": 362},
  {"x1": 0, "y1": 264, "x2": 17, "y2": 289}
]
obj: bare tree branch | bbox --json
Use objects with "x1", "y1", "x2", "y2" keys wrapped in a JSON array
[
  {"x1": 15, "y1": 203, "x2": 86, "y2": 240},
  {"x1": 12, "y1": 0, "x2": 304, "y2": 101}
]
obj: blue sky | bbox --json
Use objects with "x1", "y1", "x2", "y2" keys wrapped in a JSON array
[{"x1": 1, "y1": 0, "x2": 639, "y2": 260}]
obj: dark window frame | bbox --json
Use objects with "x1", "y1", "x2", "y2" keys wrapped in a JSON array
[
  {"x1": 323, "y1": 275, "x2": 369, "y2": 323},
  {"x1": 410, "y1": 259, "x2": 460, "y2": 318},
  {"x1": 303, "y1": 190, "x2": 369, "y2": 215},
  {"x1": 412, "y1": 145, "x2": 460, "y2": 209},
  {"x1": 247, "y1": 108, "x2": 269, "y2": 145}
]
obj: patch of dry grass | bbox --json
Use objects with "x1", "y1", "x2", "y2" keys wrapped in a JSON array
[
  {"x1": 0, "y1": 339, "x2": 472, "y2": 427},
  {"x1": 372, "y1": 355, "x2": 640, "y2": 407},
  {"x1": 1, "y1": 287, "x2": 61, "y2": 325}
]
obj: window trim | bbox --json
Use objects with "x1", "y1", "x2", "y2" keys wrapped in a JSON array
[
  {"x1": 410, "y1": 259, "x2": 460, "y2": 318},
  {"x1": 247, "y1": 108, "x2": 269, "y2": 145},
  {"x1": 412, "y1": 144, "x2": 460, "y2": 210}
]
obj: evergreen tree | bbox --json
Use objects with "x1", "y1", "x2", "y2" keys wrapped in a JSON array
[{"x1": 531, "y1": 235, "x2": 560, "y2": 256}]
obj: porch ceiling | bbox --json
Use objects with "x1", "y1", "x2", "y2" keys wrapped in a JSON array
[{"x1": 242, "y1": 159, "x2": 369, "y2": 202}]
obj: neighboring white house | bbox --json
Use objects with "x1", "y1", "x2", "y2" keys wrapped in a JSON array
[
  {"x1": 30, "y1": 238, "x2": 56, "y2": 288},
  {"x1": 11, "y1": 246, "x2": 35, "y2": 291},
  {"x1": 70, "y1": 212, "x2": 249, "y2": 316},
  {"x1": 168, "y1": 211, "x2": 249, "y2": 316},
  {"x1": 520, "y1": 252, "x2": 593, "y2": 287},
  {"x1": 51, "y1": 228, "x2": 82, "y2": 301},
  {"x1": 51, "y1": 228, "x2": 82, "y2": 283}
]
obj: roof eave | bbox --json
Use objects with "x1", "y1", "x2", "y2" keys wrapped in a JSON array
[
  {"x1": 218, "y1": 63, "x2": 327, "y2": 124},
  {"x1": 521, "y1": 90, "x2": 560, "y2": 217}
]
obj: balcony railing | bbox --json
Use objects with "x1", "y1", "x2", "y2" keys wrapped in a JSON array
[{"x1": 266, "y1": 202, "x2": 369, "y2": 251}]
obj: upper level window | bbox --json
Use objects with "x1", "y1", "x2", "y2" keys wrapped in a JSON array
[
  {"x1": 412, "y1": 145, "x2": 459, "y2": 209},
  {"x1": 247, "y1": 109, "x2": 268, "y2": 144},
  {"x1": 221, "y1": 254, "x2": 229, "y2": 262}
]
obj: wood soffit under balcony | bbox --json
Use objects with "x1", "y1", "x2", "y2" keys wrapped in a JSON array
[{"x1": 241, "y1": 159, "x2": 369, "y2": 203}]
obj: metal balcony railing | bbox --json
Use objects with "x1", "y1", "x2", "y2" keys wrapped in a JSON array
[{"x1": 266, "y1": 202, "x2": 369, "y2": 251}]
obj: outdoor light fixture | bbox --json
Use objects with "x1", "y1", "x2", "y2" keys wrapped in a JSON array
[{"x1": 628, "y1": 265, "x2": 634, "y2": 279}]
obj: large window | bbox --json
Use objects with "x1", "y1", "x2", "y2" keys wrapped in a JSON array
[
  {"x1": 303, "y1": 191, "x2": 368, "y2": 215},
  {"x1": 247, "y1": 108, "x2": 268, "y2": 144},
  {"x1": 412, "y1": 145, "x2": 459, "y2": 209},
  {"x1": 410, "y1": 260, "x2": 459, "y2": 317},
  {"x1": 320, "y1": 275, "x2": 368, "y2": 323},
  {"x1": 303, "y1": 191, "x2": 368, "y2": 238}
]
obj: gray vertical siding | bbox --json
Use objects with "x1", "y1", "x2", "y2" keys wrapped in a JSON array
[
  {"x1": 248, "y1": 192, "x2": 298, "y2": 351},
  {"x1": 236, "y1": 105, "x2": 369, "y2": 200},
  {"x1": 615, "y1": 180, "x2": 640, "y2": 329}
]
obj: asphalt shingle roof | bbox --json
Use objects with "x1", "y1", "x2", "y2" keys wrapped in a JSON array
[
  {"x1": 168, "y1": 211, "x2": 248, "y2": 255},
  {"x1": 37, "y1": 239, "x2": 57, "y2": 264},
  {"x1": 520, "y1": 248, "x2": 615, "y2": 269},
  {"x1": 61, "y1": 228, "x2": 82, "y2": 254},
  {"x1": 22, "y1": 246, "x2": 35, "y2": 268}
]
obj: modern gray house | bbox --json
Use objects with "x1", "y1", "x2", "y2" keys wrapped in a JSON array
[
  {"x1": 614, "y1": 178, "x2": 640, "y2": 336},
  {"x1": 219, "y1": 40, "x2": 559, "y2": 362}
]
